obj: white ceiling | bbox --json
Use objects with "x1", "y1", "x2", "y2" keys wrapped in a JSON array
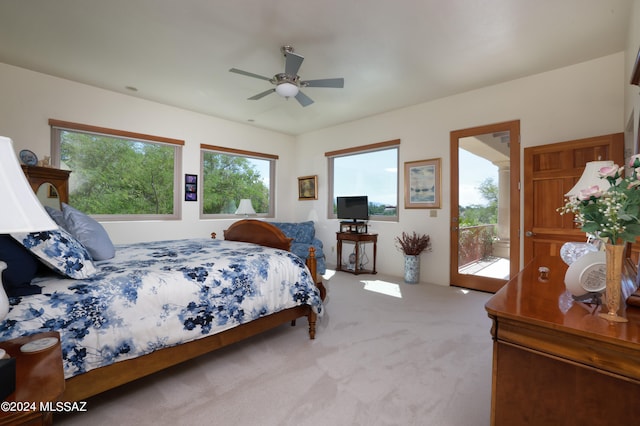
[{"x1": 0, "y1": 0, "x2": 633, "y2": 135}]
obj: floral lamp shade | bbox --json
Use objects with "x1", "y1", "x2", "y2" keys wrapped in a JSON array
[{"x1": 565, "y1": 161, "x2": 614, "y2": 197}]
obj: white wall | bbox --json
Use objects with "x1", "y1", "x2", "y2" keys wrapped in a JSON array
[
  {"x1": 0, "y1": 50, "x2": 628, "y2": 286},
  {"x1": 625, "y1": 0, "x2": 640, "y2": 155},
  {"x1": 296, "y1": 53, "x2": 625, "y2": 286},
  {"x1": 0, "y1": 62, "x2": 297, "y2": 243}
]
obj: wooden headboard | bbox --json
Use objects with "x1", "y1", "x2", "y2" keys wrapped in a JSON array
[{"x1": 223, "y1": 219, "x2": 293, "y2": 251}]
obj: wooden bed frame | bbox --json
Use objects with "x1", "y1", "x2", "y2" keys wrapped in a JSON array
[{"x1": 62, "y1": 220, "x2": 325, "y2": 401}]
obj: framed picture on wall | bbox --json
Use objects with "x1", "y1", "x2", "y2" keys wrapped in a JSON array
[
  {"x1": 185, "y1": 174, "x2": 197, "y2": 201},
  {"x1": 298, "y1": 175, "x2": 318, "y2": 200},
  {"x1": 404, "y1": 158, "x2": 441, "y2": 209}
]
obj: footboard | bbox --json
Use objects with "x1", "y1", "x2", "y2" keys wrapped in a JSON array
[
  {"x1": 63, "y1": 305, "x2": 314, "y2": 401},
  {"x1": 222, "y1": 219, "x2": 326, "y2": 298}
]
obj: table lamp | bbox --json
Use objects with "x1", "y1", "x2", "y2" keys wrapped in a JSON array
[
  {"x1": 0, "y1": 136, "x2": 58, "y2": 320},
  {"x1": 235, "y1": 199, "x2": 256, "y2": 217},
  {"x1": 564, "y1": 160, "x2": 614, "y2": 197}
]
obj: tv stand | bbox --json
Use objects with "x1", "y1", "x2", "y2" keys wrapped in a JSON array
[
  {"x1": 336, "y1": 232, "x2": 377, "y2": 275},
  {"x1": 340, "y1": 221, "x2": 367, "y2": 233}
]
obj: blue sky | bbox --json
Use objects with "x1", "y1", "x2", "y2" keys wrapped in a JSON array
[{"x1": 458, "y1": 149, "x2": 498, "y2": 206}]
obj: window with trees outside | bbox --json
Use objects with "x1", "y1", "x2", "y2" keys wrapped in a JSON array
[
  {"x1": 200, "y1": 145, "x2": 275, "y2": 217},
  {"x1": 326, "y1": 140, "x2": 400, "y2": 221},
  {"x1": 50, "y1": 120, "x2": 183, "y2": 220}
]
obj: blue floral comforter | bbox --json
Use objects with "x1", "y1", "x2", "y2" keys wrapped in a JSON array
[{"x1": 0, "y1": 238, "x2": 323, "y2": 379}]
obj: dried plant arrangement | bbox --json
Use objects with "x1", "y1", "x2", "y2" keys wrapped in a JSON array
[{"x1": 395, "y1": 231, "x2": 431, "y2": 256}]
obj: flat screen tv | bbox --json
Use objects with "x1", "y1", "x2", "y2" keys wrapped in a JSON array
[{"x1": 337, "y1": 196, "x2": 369, "y2": 222}]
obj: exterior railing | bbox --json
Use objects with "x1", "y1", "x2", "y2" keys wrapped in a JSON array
[{"x1": 458, "y1": 224, "x2": 497, "y2": 267}]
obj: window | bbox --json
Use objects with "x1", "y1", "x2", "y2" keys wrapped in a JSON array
[
  {"x1": 200, "y1": 145, "x2": 276, "y2": 217},
  {"x1": 50, "y1": 119, "x2": 183, "y2": 220},
  {"x1": 326, "y1": 140, "x2": 400, "y2": 221}
]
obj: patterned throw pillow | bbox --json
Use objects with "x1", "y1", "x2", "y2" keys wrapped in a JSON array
[{"x1": 10, "y1": 228, "x2": 98, "y2": 279}]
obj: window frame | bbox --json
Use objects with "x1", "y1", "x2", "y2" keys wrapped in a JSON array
[
  {"x1": 326, "y1": 139, "x2": 400, "y2": 222},
  {"x1": 50, "y1": 119, "x2": 184, "y2": 221},
  {"x1": 199, "y1": 144, "x2": 277, "y2": 219}
]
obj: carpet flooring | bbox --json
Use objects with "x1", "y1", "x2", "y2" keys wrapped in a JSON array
[{"x1": 56, "y1": 270, "x2": 494, "y2": 426}]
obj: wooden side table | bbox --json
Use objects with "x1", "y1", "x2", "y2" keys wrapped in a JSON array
[
  {"x1": 336, "y1": 232, "x2": 377, "y2": 275},
  {"x1": 0, "y1": 332, "x2": 65, "y2": 426}
]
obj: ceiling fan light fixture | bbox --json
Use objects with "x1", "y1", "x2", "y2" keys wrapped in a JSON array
[{"x1": 275, "y1": 82, "x2": 299, "y2": 98}]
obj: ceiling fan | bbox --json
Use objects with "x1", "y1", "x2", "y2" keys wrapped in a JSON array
[{"x1": 229, "y1": 45, "x2": 344, "y2": 107}]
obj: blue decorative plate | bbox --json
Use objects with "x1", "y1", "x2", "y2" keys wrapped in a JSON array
[{"x1": 19, "y1": 149, "x2": 38, "y2": 166}]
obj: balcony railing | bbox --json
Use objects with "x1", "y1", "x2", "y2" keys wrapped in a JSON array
[{"x1": 458, "y1": 224, "x2": 497, "y2": 267}]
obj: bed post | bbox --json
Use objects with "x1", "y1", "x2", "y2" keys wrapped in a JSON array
[
  {"x1": 307, "y1": 311, "x2": 317, "y2": 339},
  {"x1": 306, "y1": 247, "x2": 326, "y2": 300}
]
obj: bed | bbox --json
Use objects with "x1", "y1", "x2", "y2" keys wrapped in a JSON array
[{"x1": 0, "y1": 219, "x2": 325, "y2": 401}]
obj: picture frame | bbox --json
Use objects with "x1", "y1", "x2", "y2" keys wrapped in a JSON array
[
  {"x1": 185, "y1": 174, "x2": 197, "y2": 202},
  {"x1": 298, "y1": 175, "x2": 318, "y2": 200},
  {"x1": 404, "y1": 158, "x2": 441, "y2": 209},
  {"x1": 48, "y1": 185, "x2": 58, "y2": 199}
]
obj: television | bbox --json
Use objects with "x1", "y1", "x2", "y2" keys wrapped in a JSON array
[{"x1": 337, "y1": 196, "x2": 369, "y2": 222}]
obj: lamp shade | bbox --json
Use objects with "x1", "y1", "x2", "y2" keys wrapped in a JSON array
[
  {"x1": 235, "y1": 199, "x2": 256, "y2": 216},
  {"x1": 275, "y1": 82, "x2": 299, "y2": 98},
  {"x1": 565, "y1": 160, "x2": 615, "y2": 197},
  {"x1": 0, "y1": 136, "x2": 58, "y2": 233},
  {"x1": 0, "y1": 136, "x2": 58, "y2": 320}
]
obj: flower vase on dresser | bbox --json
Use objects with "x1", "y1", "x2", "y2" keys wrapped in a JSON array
[
  {"x1": 558, "y1": 156, "x2": 640, "y2": 323},
  {"x1": 599, "y1": 243, "x2": 628, "y2": 322}
]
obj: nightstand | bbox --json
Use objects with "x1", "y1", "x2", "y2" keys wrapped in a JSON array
[
  {"x1": 0, "y1": 332, "x2": 65, "y2": 426},
  {"x1": 336, "y1": 232, "x2": 378, "y2": 275}
]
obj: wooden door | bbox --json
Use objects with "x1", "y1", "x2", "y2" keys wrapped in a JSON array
[{"x1": 523, "y1": 133, "x2": 624, "y2": 263}]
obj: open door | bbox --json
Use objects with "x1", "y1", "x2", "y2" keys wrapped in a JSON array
[{"x1": 450, "y1": 120, "x2": 520, "y2": 293}]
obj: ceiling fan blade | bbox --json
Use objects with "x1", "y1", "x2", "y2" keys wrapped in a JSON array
[
  {"x1": 284, "y1": 51, "x2": 304, "y2": 77},
  {"x1": 301, "y1": 78, "x2": 344, "y2": 88},
  {"x1": 229, "y1": 68, "x2": 272, "y2": 82},
  {"x1": 248, "y1": 88, "x2": 275, "y2": 100},
  {"x1": 295, "y1": 91, "x2": 314, "y2": 107}
]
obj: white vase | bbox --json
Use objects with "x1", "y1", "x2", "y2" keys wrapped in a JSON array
[
  {"x1": 404, "y1": 255, "x2": 420, "y2": 284},
  {"x1": 0, "y1": 261, "x2": 9, "y2": 320}
]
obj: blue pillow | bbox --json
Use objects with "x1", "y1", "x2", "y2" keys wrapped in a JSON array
[
  {"x1": 62, "y1": 203, "x2": 115, "y2": 260},
  {"x1": 44, "y1": 206, "x2": 67, "y2": 229},
  {"x1": 0, "y1": 235, "x2": 41, "y2": 296},
  {"x1": 11, "y1": 228, "x2": 98, "y2": 279}
]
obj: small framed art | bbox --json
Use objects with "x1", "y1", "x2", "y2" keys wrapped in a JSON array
[
  {"x1": 404, "y1": 158, "x2": 441, "y2": 209},
  {"x1": 298, "y1": 175, "x2": 318, "y2": 200},
  {"x1": 185, "y1": 174, "x2": 197, "y2": 201}
]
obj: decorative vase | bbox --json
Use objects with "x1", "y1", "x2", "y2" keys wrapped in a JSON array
[
  {"x1": 404, "y1": 254, "x2": 420, "y2": 284},
  {"x1": 598, "y1": 243, "x2": 628, "y2": 323}
]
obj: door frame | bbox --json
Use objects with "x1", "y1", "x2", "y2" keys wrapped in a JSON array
[{"x1": 449, "y1": 120, "x2": 520, "y2": 292}]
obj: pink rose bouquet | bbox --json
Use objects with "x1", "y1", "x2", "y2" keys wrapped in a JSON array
[{"x1": 558, "y1": 155, "x2": 640, "y2": 244}]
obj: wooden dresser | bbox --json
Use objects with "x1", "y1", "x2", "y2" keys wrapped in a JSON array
[
  {"x1": 21, "y1": 165, "x2": 71, "y2": 205},
  {"x1": 485, "y1": 255, "x2": 640, "y2": 426}
]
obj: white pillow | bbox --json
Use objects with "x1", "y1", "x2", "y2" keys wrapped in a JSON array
[{"x1": 62, "y1": 203, "x2": 115, "y2": 260}]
